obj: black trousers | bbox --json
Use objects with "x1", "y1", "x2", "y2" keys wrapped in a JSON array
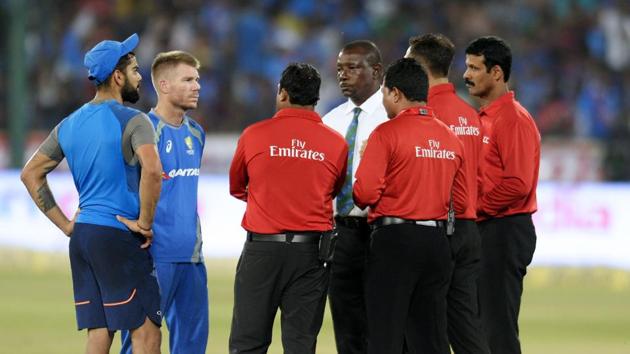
[
  {"x1": 328, "y1": 217, "x2": 371, "y2": 354},
  {"x1": 366, "y1": 223, "x2": 452, "y2": 354},
  {"x1": 446, "y1": 219, "x2": 490, "y2": 354},
  {"x1": 477, "y1": 214, "x2": 537, "y2": 354},
  {"x1": 229, "y1": 239, "x2": 329, "y2": 354}
]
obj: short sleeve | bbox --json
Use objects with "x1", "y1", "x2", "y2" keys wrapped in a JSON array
[
  {"x1": 128, "y1": 114, "x2": 157, "y2": 150},
  {"x1": 38, "y1": 124, "x2": 65, "y2": 161},
  {"x1": 121, "y1": 113, "x2": 156, "y2": 164}
]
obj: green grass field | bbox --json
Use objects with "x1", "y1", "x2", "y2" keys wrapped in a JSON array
[{"x1": 1, "y1": 249, "x2": 630, "y2": 353}]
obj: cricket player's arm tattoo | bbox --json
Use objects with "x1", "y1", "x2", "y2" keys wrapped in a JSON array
[
  {"x1": 34, "y1": 161, "x2": 60, "y2": 213},
  {"x1": 36, "y1": 180, "x2": 57, "y2": 213}
]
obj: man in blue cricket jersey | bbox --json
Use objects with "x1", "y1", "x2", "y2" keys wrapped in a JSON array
[
  {"x1": 121, "y1": 50, "x2": 208, "y2": 354},
  {"x1": 21, "y1": 33, "x2": 163, "y2": 354}
]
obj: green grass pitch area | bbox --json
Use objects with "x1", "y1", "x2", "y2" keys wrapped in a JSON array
[{"x1": 1, "y1": 249, "x2": 630, "y2": 353}]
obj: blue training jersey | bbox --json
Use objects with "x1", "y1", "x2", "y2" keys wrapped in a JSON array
[
  {"x1": 57, "y1": 100, "x2": 153, "y2": 230},
  {"x1": 148, "y1": 110, "x2": 205, "y2": 263}
]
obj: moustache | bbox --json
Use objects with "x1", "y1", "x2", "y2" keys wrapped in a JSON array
[{"x1": 464, "y1": 79, "x2": 475, "y2": 87}]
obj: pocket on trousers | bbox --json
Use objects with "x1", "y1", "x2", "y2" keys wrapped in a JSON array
[{"x1": 508, "y1": 217, "x2": 537, "y2": 276}]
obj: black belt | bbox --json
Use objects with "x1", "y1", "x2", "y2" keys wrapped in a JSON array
[
  {"x1": 334, "y1": 215, "x2": 368, "y2": 229},
  {"x1": 247, "y1": 232, "x2": 321, "y2": 243},
  {"x1": 371, "y1": 217, "x2": 445, "y2": 228}
]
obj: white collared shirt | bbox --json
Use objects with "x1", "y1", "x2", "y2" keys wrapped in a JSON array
[{"x1": 322, "y1": 89, "x2": 388, "y2": 217}]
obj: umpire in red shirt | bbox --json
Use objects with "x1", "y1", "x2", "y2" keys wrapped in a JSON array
[
  {"x1": 463, "y1": 36, "x2": 540, "y2": 354},
  {"x1": 228, "y1": 63, "x2": 348, "y2": 354},
  {"x1": 354, "y1": 58, "x2": 468, "y2": 354},
  {"x1": 406, "y1": 34, "x2": 490, "y2": 354}
]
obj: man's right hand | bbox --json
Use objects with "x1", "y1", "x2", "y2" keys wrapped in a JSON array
[
  {"x1": 116, "y1": 215, "x2": 153, "y2": 249},
  {"x1": 63, "y1": 208, "x2": 81, "y2": 237}
]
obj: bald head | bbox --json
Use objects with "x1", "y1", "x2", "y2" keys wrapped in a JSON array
[{"x1": 341, "y1": 40, "x2": 383, "y2": 67}]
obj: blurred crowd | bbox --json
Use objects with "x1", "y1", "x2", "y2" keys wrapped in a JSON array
[{"x1": 1, "y1": 0, "x2": 630, "y2": 177}]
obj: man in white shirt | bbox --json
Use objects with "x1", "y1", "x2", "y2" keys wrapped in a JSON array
[{"x1": 322, "y1": 40, "x2": 388, "y2": 354}]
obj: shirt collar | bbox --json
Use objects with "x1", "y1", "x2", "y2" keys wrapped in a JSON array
[
  {"x1": 428, "y1": 83, "x2": 455, "y2": 101},
  {"x1": 273, "y1": 108, "x2": 322, "y2": 122},
  {"x1": 343, "y1": 89, "x2": 383, "y2": 116},
  {"x1": 479, "y1": 91, "x2": 515, "y2": 117},
  {"x1": 149, "y1": 108, "x2": 188, "y2": 128},
  {"x1": 397, "y1": 105, "x2": 435, "y2": 119}
]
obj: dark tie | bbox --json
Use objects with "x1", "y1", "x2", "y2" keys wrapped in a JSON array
[{"x1": 336, "y1": 107, "x2": 361, "y2": 216}]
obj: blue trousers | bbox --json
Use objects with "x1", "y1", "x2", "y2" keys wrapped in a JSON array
[{"x1": 121, "y1": 262, "x2": 209, "y2": 354}]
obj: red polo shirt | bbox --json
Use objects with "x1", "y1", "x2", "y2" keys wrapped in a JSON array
[
  {"x1": 353, "y1": 106, "x2": 468, "y2": 223},
  {"x1": 229, "y1": 108, "x2": 348, "y2": 233},
  {"x1": 477, "y1": 91, "x2": 540, "y2": 219},
  {"x1": 428, "y1": 83, "x2": 482, "y2": 220}
]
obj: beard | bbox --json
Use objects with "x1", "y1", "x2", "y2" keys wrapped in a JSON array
[
  {"x1": 178, "y1": 98, "x2": 198, "y2": 111},
  {"x1": 121, "y1": 78, "x2": 140, "y2": 103}
]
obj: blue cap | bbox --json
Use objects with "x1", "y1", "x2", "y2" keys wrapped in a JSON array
[{"x1": 83, "y1": 33, "x2": 139, "y2": 84}]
